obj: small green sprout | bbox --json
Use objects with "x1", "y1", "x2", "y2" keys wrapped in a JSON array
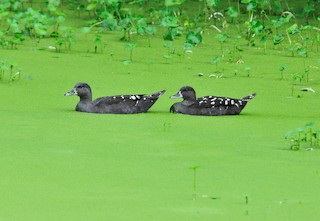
[
  {"x1": 285, "y1": 122, "x2": 320, "y2": 150},
  {"x1": 244, "y1": 66, "x2": 252, "y2": 77},
  {"x1": 190, "y1": 166, "x2": 200, "y2": 200},
  {"x1": 290, "y1": 73, "x2": 304, "y2": 97},
  {"x1": 211, "y1": 56, "x2": 221, "y2": 73},
  {"x1": 279, "y1": 64, "x2": 287, "y2": 80},
  {"x1": 125, "y1": 43, "x2": 137, "y2": 61}
]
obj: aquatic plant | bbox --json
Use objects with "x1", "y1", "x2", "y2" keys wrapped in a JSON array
[
  {"x1": 226, "y1": 6, "x2": 239, "y2": 24},
  {"x1": 136, "y1": 17, "x2": 156, "y2": 47},
  {"x1": 290, "y1": 72, "x2": 304, "y2": 97},
  {"x1": 211, "y1": 56, "x2": 221, "y2": 73},
  {"x1": 190, "y1": 166, "x2": 200, "y2": 200},
  {"x1": 216, "y1": 33, "x2": 229, "y2": 56},
  {"x1": 55, "y1": 26, "x2": 75, "y2": 52},
  {"x1": 244, "y1": 66, "x2": 252, "y2": 77},
  {"x1": 163, "y1": 41, "x2": 175, "y2": 63},
  {"x1": 161, "y1": 15, "x2": 183, "y2": 41},
  {"x1": 0, "y1": 59, "x2": 22, "y2": 83},
  {"x1": 125, "y1": 43, "x2": 137, "y2": 61},
  {"x1": 94, "y1": 33, "x2": 103, "y2": 53},
  {"x1": 230, "y1": 35, "x2": 243, "y2": 63},
  {"x1": 0, "y1": 60, "x2": 9, "y2": 80},
  {"x1": 81, "y1": 27, "x2": 105, "y2": 53},
  {"x1": 186, "y1": 28, "x2": 203, "y2": 46},
  {"x1": 285, "y1": 122, "x2": 320, "y2": 151},
  {"x1": 279, "y1": 64, "x2": 287, "y2": 80}
]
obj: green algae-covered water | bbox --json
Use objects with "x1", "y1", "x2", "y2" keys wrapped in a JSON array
[{"x1": 1, "y1": 2, "x2": 320, "y2": 220}]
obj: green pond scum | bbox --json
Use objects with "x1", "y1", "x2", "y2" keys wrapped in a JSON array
[{"x1": 1, "y1": 0, "x2": 320, "y2": 220}]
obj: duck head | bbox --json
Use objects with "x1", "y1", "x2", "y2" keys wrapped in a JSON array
[
  {"x1": 170, "y1": 86, "x2": 196, "y2": 101},
  {"x1": 65, "y1": 82, "x2": 92, "y2": 100}
]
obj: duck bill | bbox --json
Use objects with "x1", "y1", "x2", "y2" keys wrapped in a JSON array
[
  {"x1": 64, "y1": 88, "x2": 77, "y2": 96},
  {"x1": 170, "y1": 91, "x2": 182, "y2": 99}
]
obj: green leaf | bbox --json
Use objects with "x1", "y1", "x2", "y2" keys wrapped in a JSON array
[
  {"x1": 305, "y1": 122, "x2": 314, "y2": 129},
  {"x1": 81, "y1": 27, "x2": 91, "y2": 34},
  {"x1": 163, "y1": 31, "x2": 173, "y2": 41},
  {"x1": 279, "y1": 64, "x2": 287, "y2": 71},
  {"x1": 206, "y1": 0, "x2": 221, "y2": 7},
  {"x1": 273, "y1": 34, "x2": 284, "y2": 45},
  {"x1": 186, "y1": 31, "x2": 202, "y2": 45},
  {"x1": 125, "y1": 43, "x2": 136, "y2": 50},
  {"x1": 161, "y1": 16, "x2": 179, "y2": 28},
  {"x1": 86, "y1": 3, "x2": 97, "y2": 11},
  {"x1": 56, "y1": 15, "x2": 65, "y2": 24},
  {"x1": 144, "y1": 26, "x2": 156, "y2": 36},
  {"x1": 285, "y1": 130, "x2": 294, "y2": 139},
  {"x1": 296, "y1": 127, "x2": 305, "y2": 133},
  {"x1": 287, "y1": 24, "x2": 299, "y2": 35},
  {"x1": 241, "y1": 0, "x2": 251, "y2": 4},
  {"x1": 216, "y1": 34, "x2": 228, "y2": 43},
  {"x1": 227, "y1": 7, "x2": 238, "y2": 18},
  {"x1": 250, "y1": 20, "x2": 264, "y2": 34},
  {"x1": 247, "y1": 2, "x2": 257, "y2": 11},
  {"x1": 165, "y1": 0, "x2": 186, "y2": 7},
  {"x1": 260, "y1": 36, "x2": 267, "y2": 43},
  {"x1": 211, "y1": 56, "x2": 221, "y2": 64},
  {"x1": 163, "y1": 41, "x2": 173, "y2": 49},
  {"x1": 183, "y1": 43, "x2": 193, "y2": 52},
  {"x1": 297, "y1": 47, "x2": 307, "y2": 56}
]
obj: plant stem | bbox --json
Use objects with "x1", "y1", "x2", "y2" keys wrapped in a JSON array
[
  {"x1": 190, "y1": 166, "x2": 199, "y2": 200},
  {"x1": 193, "y1": 168, "x2": 197, "y2": 200}
]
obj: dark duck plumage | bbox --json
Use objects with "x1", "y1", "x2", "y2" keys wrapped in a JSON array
[
  {"x1": 65, "y1": 82, "x2": 166, "y2": 114},
  {"x1": 170, "y1": 86, "x2": 256, "y2": 116}
]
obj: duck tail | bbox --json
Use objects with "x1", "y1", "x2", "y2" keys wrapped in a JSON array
[
  {"x1": 150, "y1": 90, "x2": 166, "y2": 98},
  {"x1": 242, "y1": 93, "x2": 256, "y2": 101}
]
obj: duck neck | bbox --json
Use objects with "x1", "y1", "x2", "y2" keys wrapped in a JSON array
[{"x1": 79, "y1": 94, "x2": 92, "y2": 103}]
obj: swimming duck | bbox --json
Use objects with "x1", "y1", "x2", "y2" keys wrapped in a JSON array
[
  {"x1": 65, "y1": 82, "x2": 166, "y2": 114},
  {"x1": 170, "y1": 86, "x2": 256, "y2": 116}
]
